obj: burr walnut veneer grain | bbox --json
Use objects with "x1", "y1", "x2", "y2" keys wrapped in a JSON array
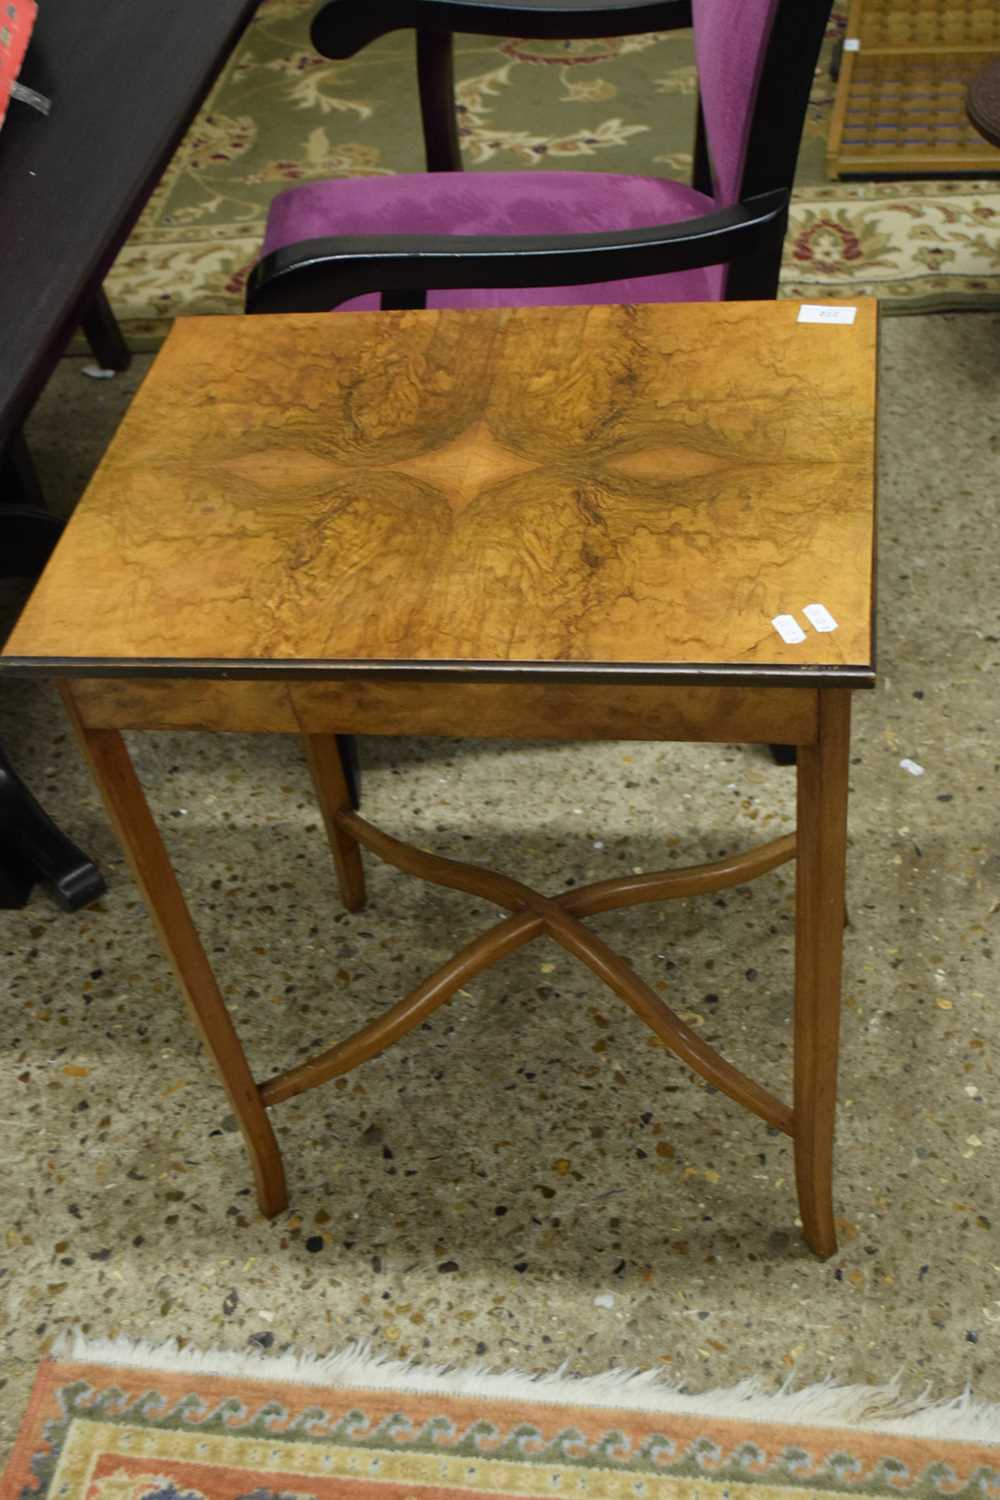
[
  {"x1": 1, "y1": 301, "x2": 878, "y2": 1258},
  {"x1": 4, "y1": 303, "x2": 875, "y2": 684}
]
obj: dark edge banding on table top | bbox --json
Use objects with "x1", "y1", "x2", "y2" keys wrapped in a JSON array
[{"x1": 0, "y1": 656, "x2": 877, "y2": 689}]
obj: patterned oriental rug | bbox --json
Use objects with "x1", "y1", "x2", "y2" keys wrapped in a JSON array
[
  {"x1": 106, "y1": 0, "x2": 1000, "y2": 347},
  {"x1": 4, "y1": 1339, "x2": 999, "y2": 1500}
]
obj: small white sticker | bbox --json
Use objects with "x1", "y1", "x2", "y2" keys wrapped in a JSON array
[
  {"x1": 772, "y1": 614, "x2": 807, "y2": 644},
  {"x1": 843, "y1": 37, "x2": 860, "y2": 51},
  {"x1": 797, "y1": 304, "x2": 858, "y2": 325},
  {"x1": 803, "y1": 602, "x2": 839, "y2": 633}
]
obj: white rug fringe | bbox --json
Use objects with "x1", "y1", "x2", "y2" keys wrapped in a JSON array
[{"x1": 53, "y1": 1332, "x2": 1000, "y2": 1442}]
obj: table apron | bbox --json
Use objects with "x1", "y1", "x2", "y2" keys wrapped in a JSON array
[{"x1": 67, "y1": 678, "x2": 821, "y2": 745}]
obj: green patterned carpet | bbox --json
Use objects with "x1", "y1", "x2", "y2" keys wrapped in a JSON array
[{"x1": 107, "y1": 0, "x2": 1000, "y2": 342}]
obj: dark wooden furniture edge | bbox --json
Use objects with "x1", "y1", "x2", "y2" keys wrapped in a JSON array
[
  {"x1": 0, "y1": 0, "x2": 260, "y2": 444},
  {"x1": 311, "y1": 0, "x2": 694, "y2": 57},
  {"x1": 1, "y1": 658, "x2": 877, "y2": 689},
  {"x1": 246, "y1": 194, "x2": 788, "y2": 312}
]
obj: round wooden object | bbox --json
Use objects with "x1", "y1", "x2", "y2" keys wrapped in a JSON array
[{"x1": 967, "y1": 58, "x2": 1000, "y2": 149}]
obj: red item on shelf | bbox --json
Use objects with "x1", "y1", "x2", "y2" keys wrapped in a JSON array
[{"x1": 0, "y1": 0, "x2": 39, "y2": 130}]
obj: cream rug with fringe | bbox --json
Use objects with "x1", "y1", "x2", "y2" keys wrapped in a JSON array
[{"x1": 5, "y1": 1336, "x2": 998, "y2": 1497}]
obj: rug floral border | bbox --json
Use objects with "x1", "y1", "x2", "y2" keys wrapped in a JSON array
[{"x1": 8, "y1": 1360, "x2": 1000, "y2": 1500}]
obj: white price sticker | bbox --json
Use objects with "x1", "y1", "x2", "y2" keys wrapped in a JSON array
[
  {"x1": 803, "y1": 602, "x2": 839, "y2": 633},
  {"x1": 772, "y1": 614, "x2": 807, "y2": 645},
  {"x1": 843, "y1": 37, "x2": 860, "y2": 51},
  {"x1": 797, "y1": 304, "x2": 857, "y2": 325}
]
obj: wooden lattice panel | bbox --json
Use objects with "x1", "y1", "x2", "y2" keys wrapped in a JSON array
[
  {"x1": 857, "y1": 0, "x2": 1000, "y2": 49},
  {"x1": 827, "y1": 0, "x2": 1000, "y2": 177}
]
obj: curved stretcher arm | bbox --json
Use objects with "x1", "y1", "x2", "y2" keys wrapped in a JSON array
[
  {"x1": 246, "y1": 191, "x2": 787, "y2": 314},
  {"x1": 311, "y1": 0, "x2": 693, "y2": 58}
]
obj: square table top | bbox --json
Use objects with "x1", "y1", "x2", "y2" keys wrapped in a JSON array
[{"x1": 2, "y1": 300, "x2": 878, "y2": 688}]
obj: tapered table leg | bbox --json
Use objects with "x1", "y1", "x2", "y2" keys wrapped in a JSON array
[
  {"x1": 793, "y1": 688, "x2": 851, "y2": 1258},
  {"x1": 61, "y1": 685, "x2": 288, "y2": 1218}
]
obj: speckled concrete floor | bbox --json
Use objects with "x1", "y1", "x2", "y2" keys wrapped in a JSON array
[{"x1": 1, "y1": 314, "x2": 998, "y2": 1456}]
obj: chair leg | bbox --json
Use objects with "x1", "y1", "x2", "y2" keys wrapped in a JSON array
[
  {"x1": 0, "y1": 507, "x2": 106, "y2": 911},
  {"x1": 722, "y1": 220, "x2": 786, "y2": 301},
  {"x1": 0, "y1": 845, "x2": 35, "y2": 907},
  {"x1": 0, "y1": 742, "x2": 107, "y2": 911},
  {"x1": 302, "y1": 734, "x2": 367, "y2": 912},
  {"x1": 793, "y1": 688, "x2": 851, "y2": 1258},
  {"x1": 0, "y1": 502, "x2": 63, "y2": 575},
  {"x1": 337, "y1": 732, "x2": 362, "y2": 810},
  {"x1": 1, "y1": 430, "x2": 47, "y2": 509},
  {"x1": 382, "y1": 289, "x2": 428, "y2": 311},
  {"x1": 80, "y1": 286, "x2": 131, "y2": 372},
  {"x1": 60, "y1": 686, "x2": 288, "y2": 1218},
  {"x1": 416, "y1": 29, "x2": 462, "y2": 172}
]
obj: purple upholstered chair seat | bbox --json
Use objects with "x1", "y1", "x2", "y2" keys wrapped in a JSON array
[{"x1": 262, "y1": 171, "x2": 725, "y2": 311}]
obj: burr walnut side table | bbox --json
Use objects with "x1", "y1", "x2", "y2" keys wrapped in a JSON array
[{"x1": 1, "y1": 300, "x2": 878, "y2": 1258}]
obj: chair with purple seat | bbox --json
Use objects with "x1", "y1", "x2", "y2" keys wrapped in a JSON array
[
  {"x1": 246, "y1": 0, "x2": 833, "y2": 317},
  {"x1": 244, "y1": 0, "x2": 831, "y2": 785}
]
